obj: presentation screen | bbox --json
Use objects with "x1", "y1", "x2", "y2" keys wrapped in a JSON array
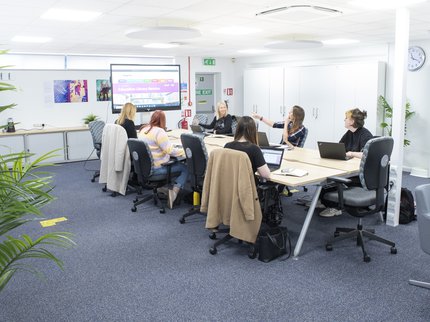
[{"x1": 110, "y1": 64, "x2": 181, "y2": 113}]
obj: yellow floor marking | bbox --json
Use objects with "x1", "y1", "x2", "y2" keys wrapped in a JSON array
[{"x1": 40, "y1": 217, "x2": 68, "y2": 227}]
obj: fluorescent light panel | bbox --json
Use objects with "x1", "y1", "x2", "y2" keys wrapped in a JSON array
[
  {"x1": 41, "y1": 8, "x2": 101, "y2": 22},
  {"x1": 322, "y1": 38, "x2": 360, "y2": 45},
  {"x1": 238, "y1": 49, "x2": 269, "y2": 54},
  {"x1": 349, "y1": 0, "x2": 427, "y2": 10},
  {"x1": 143, "y1": 43, "x2": 179, "y2": 49},
  {"x1": 12, "y1": 36, "x2": 52, "y2": 43}
]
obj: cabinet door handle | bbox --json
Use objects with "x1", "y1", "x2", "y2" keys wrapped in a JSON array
[
  {"x1": 280, "y1": 106, "x2": 282, "y2": 115},
  {"x1": 315, "y1": 108, "x2": 318, "y2": 119}
]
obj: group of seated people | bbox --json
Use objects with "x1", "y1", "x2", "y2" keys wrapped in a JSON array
[{"x1": 115, "y1": 100, "x2": 373, "y2": 216}]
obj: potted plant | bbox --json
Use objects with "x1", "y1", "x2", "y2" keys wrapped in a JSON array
[
  {"x1": 0, "y1": 49, "x2": 75, "y2": 292},
  {"x1": 379, "y1": 95, "x2": 415, "y2": 146},
  {"x1": 82, "y1": 113, "x2": 99, "y2": 125}
]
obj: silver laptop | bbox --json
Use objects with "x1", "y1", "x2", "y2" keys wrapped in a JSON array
[
  {"x1": 257, "y1": 132, "x2": 281, "y2": 147},
  {"x1": 260, "y1": 147, "x2": 285, "y2": 171},
  {"x1": 317, "y1": 141, "x2": 353, "y2": 160}
]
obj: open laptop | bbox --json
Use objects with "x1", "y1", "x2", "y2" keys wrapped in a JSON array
[
  {"x1": 190, "y1": 125, "x2": 210, "y2": 136},
  {"x1": 257, "y1": 132, "x2": 281, "y2": 147},
  {"x1": 317, "y1": 141, "x2": 353, "y2": 160},
  {"x1": 260, "y1": 146, "x2": 285, "y2": 171}
]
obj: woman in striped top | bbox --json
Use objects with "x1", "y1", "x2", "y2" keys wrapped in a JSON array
[{"x1": 140, "y1": 110, "x2": 188, "y2": 208}]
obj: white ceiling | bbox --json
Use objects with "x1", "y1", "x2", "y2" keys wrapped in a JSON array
[{"x1": 1, "y1": 0, "x2": 430, "y2": 57}]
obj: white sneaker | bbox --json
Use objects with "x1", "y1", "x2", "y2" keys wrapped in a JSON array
[
  {"x1": 301, "y1": 200, "x2": 326, "y2": 209},
  {"x1": 319, "y1": 207, "x2": 342, "y2": 217}
]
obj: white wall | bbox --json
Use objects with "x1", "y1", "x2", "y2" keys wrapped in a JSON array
[{"x1": 233, "y1": 43, "x2": 429, "y2": 177}]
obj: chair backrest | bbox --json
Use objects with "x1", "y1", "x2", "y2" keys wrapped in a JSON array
[
  {"x1": 298, "y1": 126, "x2": 308, "y2": 148},
  {"x1": 127, "y1": 138, "x2": 154, "y2": 182},
  {"x1": 88, "y1": 120, "x2": 105, "y2": 152},
  {"x1": 414, "y1": 183, "x2": 430, "y2": 255},
  {"x1": 180, "y1": 133, "x2": 208, "y2": 188},
  {"x1": 359, "y1": 136, "x2": 394, "y2": 207},
  {"x1": 193, "y1": 114, "x2": 208, "y2": 125},
  {"x1": 231, "y1": 115, "x2": 241, "y2": 135}
]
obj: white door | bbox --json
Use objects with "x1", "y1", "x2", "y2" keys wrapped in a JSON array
[
  {"x1": 243, "y1": 69, "x2": 269, "y2": 119},
  {"x1": 195, "y1": 73, "x2": 215, "y2": 121}
]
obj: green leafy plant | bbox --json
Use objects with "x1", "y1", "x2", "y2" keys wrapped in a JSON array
[
  {"x1": 0, "y1": 49, "x2": 75, "y2": 292},
  {"x1": 82, "y1": 113, "x2": 99, "y2": 125},
  {"x1": 379, "y1": 95, "x2": 415, "y2": 146}
]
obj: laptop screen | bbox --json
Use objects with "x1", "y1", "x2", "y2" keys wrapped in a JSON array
[{"x1": 260, "y1": 147, "x2": 284, "y2": 167}]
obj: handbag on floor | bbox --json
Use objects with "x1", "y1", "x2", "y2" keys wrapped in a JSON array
[{"x1": 257, "y1": 226, "x2": 291, "y2": 263}]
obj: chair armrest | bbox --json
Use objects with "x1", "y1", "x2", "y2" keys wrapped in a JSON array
[{"x1": 326, "y1": 176, "x2": 352, "y2": 184}]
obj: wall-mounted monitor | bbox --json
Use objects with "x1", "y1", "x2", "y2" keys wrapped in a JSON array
[{"x1": 110, "y1": 64, "x2": 181, "y2": 113}]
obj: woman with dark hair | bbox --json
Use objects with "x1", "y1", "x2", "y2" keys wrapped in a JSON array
[
  {"x1": 224, "y1": 116, "x2": 271, "y2": 179},
  {"x1": 319, "y1": 108, "x2": 373, "y2": 217},
  {"x1": 116, "y1": 102, "x2": 137, "y2": 138},
  {"x1": 340, "y1": 108, "x2": 373, "y2": 159},
  {"x1": 252, "y1": 105, "x2": 306, "y2": 148},
  {"x1": 139, "y1": 110, "x2": 188, "y2": 208}
]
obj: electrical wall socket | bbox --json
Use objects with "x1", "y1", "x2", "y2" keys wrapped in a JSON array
[{"x1": 33, "y1": 123, "x2": 45, "y2": 127}]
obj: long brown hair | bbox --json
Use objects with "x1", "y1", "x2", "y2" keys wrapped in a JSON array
[
  {"x1": 289, "y1": 105, "x2": 305, "y2": 133},
  {"x1": 234, "y1": 116, "x2": 257, "y2": 145},
  {"x1": 144, "y1": 110, "x2": 166, "y2": 134}
]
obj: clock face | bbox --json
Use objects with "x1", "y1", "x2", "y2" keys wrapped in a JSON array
[{"x1": 408, "y1": 46, "x2": 426, "y2": 71}]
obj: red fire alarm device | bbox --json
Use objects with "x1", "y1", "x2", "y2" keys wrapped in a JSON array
[
  {"x1": 184, "y1": 109, "x2": 192, "y2": 117},
  {"x1": 226, "y1": 88, "x2": 233, "y2": 96}
]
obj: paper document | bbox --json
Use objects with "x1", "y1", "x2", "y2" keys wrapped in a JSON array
[{"x1": 273, "y1": 168, "x2": 308, "y2": 177}]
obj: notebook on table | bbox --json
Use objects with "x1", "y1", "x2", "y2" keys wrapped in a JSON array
[
  {"x1": 260, "y1": 146, "x2": 285, "y2": 171},
  {"x1": 317, "y1": 141, "x2": 353, "y2": 160},
  {"x1": 257, "y1": 132, "x2": 281, "y2": 147}
]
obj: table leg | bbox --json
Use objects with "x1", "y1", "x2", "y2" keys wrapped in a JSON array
[{"x1": 293, "y1": 185, "x2": 322, "y2": 259}]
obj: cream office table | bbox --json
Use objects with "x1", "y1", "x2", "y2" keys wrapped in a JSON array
[{"x1": 165, "y1": 130, "x2": 360, "y2": 258}]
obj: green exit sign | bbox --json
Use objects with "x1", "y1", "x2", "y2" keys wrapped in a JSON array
[
  {"x1": 196, "y1": 89, "x2": 212, "y2": 95},
  {"x1": 203, "y1": 58, "x2": 216, "y2": 66}
]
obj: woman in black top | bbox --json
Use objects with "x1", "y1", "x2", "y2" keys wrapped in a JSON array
[
  {"x1": 199, "y1": 100, "x2": 232, "y2": 134},
  {"x1": 340, "y1": 108, "x2": 373, "y2": 159},
  {"x1": 224, "y1": 116, "x2": 270, "y2": 179},
  {"x1": 116, "y1": 102, "x2": 137, "y2": 138}
]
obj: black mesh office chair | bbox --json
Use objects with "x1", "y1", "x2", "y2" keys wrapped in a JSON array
[
  {"x1": 88, "y1": 120, "x2": 105, "y2": 182},
  {"x1": 179, "y1": 133, "x2": 208, "y2": 224},
  {"x1": 231, "y1": 115, "x2": 241, "y2": 136},
  {"x1": 127, "y1": 139, "x2": 180, "y2": 214},
  {"x1": 193, "y1": 114, "x2": 208, "y2": 131},
  {"x1": 322, "y1": 136, "x2": 397, "y2": 262}
]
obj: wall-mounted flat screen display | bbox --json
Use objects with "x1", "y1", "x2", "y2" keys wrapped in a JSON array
[{"x1": 110, "y1": 64, "x2": 181, "y2": 113}]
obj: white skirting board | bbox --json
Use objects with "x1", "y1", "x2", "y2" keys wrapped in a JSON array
[{"x1": 410, "y1": 167, "x2": 429, "y2": 178}]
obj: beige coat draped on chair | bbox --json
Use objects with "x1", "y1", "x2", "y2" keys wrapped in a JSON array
[
  {"x1": 201, "y1": 148, "x2": 262, "y2": 243},
  {"x1": 99, "y1": 124, "x2": 131, "y2": 195}
]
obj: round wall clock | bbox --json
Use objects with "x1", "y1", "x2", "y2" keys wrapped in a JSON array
[{"x1": 408, "y1": 46, "x2": 426, "y2": 71}]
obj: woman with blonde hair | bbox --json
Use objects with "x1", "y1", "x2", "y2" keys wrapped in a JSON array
[
  {"x1": 140, "y1": 110, "x2": 188, "y2": 208},
  {"x1": 116, "y1": 102, "x2": 137, "y2": 138},
  {"x1": 252, "y1": 105, "x2": 306, "y2": 148},
  {"x1": 198, "y1": 100, "x2": 232, "y2": 134}
]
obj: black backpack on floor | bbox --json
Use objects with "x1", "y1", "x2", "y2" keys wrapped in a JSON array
[{"x1": 399, "y1": 188, "x2": 416, "y2": 224}]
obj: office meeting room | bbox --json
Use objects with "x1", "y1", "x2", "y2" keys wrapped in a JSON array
[{"x1": 1, "y1": 0, "x2": 430, "y2": 321}]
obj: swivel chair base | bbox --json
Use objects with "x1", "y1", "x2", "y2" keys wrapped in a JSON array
[
  {"x1": 132, "y1": 187, "x2": 165, "y2": 214},
  {"x1": 179, "y1": 206, "x2": 204, "y2": 224},
  {"x1": 326, "y1": 219, "x2": 397, "y2": 262},
  {"x1": 409, "y1": 279, "x2": 430, "y2": 289}
]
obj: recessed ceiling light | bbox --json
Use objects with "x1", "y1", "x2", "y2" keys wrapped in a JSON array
[
  {"x1": 41, "y1": 8, "x2": 101, "y2": 22},
  {"x1": 126, "y1": 27, "x2": 201, "y2": 40},
  {"x1": 265, "y1": 40, "x2": 323, "y2": 49},
  {"x1": 322, "y1": 38, "x2": 360, "y2": 45},
  {"x1": 213, "y1": 26, "x2": 261, "y2": 35},
  {"x1": 256, "y1": 4, "x2": 342, "y2": 16},
  {"x1": 349, "y1": 0, "x2": 426, "y2": 10},
  {"x1": 12, "y1": 36, "x2": 52, "y2": 43},
  {"x1": 143, "y1": 43, "x2": 179, "y2": 49},
  {"x1": 237, "y1": 49, "x2": 269, "y2": 54}
]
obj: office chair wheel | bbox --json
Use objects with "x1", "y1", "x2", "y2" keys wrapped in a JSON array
[
  {"x1": 334, "y1": 231, "x2": 340, "y2": 237},
  {"x1": 133, "y1": 197, "x2": 138, "y2": 203},
  {"x1": 102, "y1": 186, "x2": 107, "y2": 192},
  {"x1": 363, "y1": 254, "x2": 371, "y2": 263},
  {"x1": 91, "y1": 178, "x2": 95, "y2": 182},
  {"x1": 209, "y1": 232, "x2": 217, "y2": 240},
  {"x1": 209, "y1": 247, "x2": 217, "y2": 255},
  {"x1": 390, "y1": 246, "x2": 397, "y2": 254},
  {"x1": 248, "y1": 246, "x2": 257, "y2": 259},
  {"x1": 160, "y1": 208, "x2": 165, "y2": 214},
  {"x1": 131, "y1": 206, "x2": 137, "y2": 212},
  {"x1": 326, "y1": 243, "x2": 333, "y2": 251},
  {"x1": 179, "y1": 217, "x2": 185, "y2": 224}
]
